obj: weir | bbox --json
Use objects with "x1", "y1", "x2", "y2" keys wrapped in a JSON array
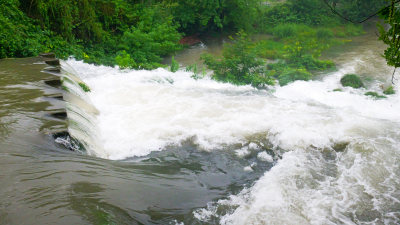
[{"x1": 38, "y1": 53, "x2": 87, "y2": 152}]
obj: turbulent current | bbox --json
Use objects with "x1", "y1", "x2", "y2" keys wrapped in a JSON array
[{"x1": 59, "y1": 33, "x2": 400, "y2": 224}]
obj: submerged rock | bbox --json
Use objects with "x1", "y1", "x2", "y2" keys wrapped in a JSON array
[
  {"x1": 340, "y1": 74, "x2": 364, "y2": 88},
  {"x1": 332, "y1": 142, "x2": 349, "y2": 152}
]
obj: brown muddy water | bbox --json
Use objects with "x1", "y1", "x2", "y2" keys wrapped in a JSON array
[{"x1": 1, "y1": 28, "x2": 400, "y2": 225}]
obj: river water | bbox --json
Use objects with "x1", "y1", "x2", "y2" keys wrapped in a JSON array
[{"x1": 0, "y1": 30, "x2": 399, "y2": 224}]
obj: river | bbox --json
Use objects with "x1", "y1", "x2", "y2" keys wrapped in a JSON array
[{"x1": 0, "y1": 29, "x2": 399, "y2": 224}]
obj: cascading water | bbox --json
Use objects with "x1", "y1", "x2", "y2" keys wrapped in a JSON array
[{"x1": 60, "y1": 33, "x2": 400, "y2": 224}]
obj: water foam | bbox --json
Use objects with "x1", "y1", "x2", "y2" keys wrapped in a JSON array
[
  {"x1": 191, "y1": 41, "x2": 400, "y2": 224},
  {"x1": 63, "y1": 58, "x2": 399, "y2": 160}
]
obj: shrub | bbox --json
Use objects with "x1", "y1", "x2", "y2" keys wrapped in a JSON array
[
  {"x1": 383, "y1": 86, "x2": 395, "y2": 95},
  {"x1": 340, "y1": 74, "x2": 364, "y2": 88},
  {"x1": 115, "y1": 51, "x2": 136, "y2": 69},
  {"x1": 116, "y1": 6, "x2": 182, "y2": 69},
  {"x1": 202, "y1": 32, "x2": 274, "y2": 87}
]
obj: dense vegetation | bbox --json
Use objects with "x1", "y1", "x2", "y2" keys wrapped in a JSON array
[{"x1": 0, "y1": 0, "x2": 394, "y2": 86}]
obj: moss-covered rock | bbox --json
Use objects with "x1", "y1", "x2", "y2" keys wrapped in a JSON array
[
  {"x1": 365, "y1": 91, "x2": 386, "y2": 99},
  {"x1": 333, "y1": 88, "x2": 343, "y2": 92},
  {"x1": 340, "y1": 74, "x2": 364, "y2": 88},
  {"x1": 383, "y1": 86, "x2": 395, "y2": 95}
]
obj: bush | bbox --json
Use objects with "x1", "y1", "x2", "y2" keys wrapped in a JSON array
[
  {"x1": 278, "y1": 68, "x2": 312, "y2": 86},
  {"x1": 383, "y1": 86, "x2": 395, "y2": 95},
  {"x1": 340, "y1": 74, "x2": 364, "y2": 88},
  {"x1": 115, "y1": 50, "x2": 136, "y2": 69},
  {"x1": 202, "y1": 32, "x2": 274, "y2": 87},
  {"x1": 116, "y1": 6, "x2": 182, "y2": 69}
]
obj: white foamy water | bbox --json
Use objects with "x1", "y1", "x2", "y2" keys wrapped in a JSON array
[
  {"x1": 62, "y1": 35, "x2": 400, "y2": 224},
  {"x1": 63, "y1": 57, "x2": 400, "y2": 159}
]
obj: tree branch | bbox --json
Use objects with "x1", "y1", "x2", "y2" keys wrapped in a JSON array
[{"x1": 322, "y1": 0, "x2": 400, "y2": 24}]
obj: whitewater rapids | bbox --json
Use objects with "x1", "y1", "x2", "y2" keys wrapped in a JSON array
[{"x1": 62, "y1": 36, "x2": 400, "y2": 224}]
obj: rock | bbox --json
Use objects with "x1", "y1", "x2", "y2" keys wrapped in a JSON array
[
  {"x1": 332, "y1": 142, "x2": 349, "y2": 152},
  {"x1": 340, "y1": 74, "x2": 364, "y2": 88}
]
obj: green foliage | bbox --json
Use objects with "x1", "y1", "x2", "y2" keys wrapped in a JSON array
[
  {"x1": 378, "y1": 0, "x2": 400, "y2": 68},
  {"x1": 1, "y1": 0, "x2": 387, "y2": 77},
  {"x1": 316, "y1": 28, "x2": 334, "y2": 40},
  {"x1": 283, "y1": 34, "x2": 334, "y2": 71},
  {"x1": 252, "y1": 40, "x2": 285, "y2": 59},
  {"x1": 333, "y1": 88, "x2": 343, "y2": 92},
  {"x1": 202, "y1": 32, "x2": 274, "y2": 87},
  {"x1": 170, "y1": 56, "x2": 179, "y2": 72},
  {"x1": 332, "y1": 0, "x2": 387, "y2": 22},
  {"x1": 278, "y1": 68, "x2": 312, "y2": 86},
  {"x1": 115, "y1": 50, "x2": 136, "y2": 69},
  {"x1": 272, "y1": 24, "x2": 313, "y2": 39},
  {"x1": 383, "y1": 86, "x2": 396, "y2": 95},
  {"x1": 365, "y1": 91, "x2": 386, "y2": 99},
  {"x1": 116, "y1": 6, "x2": 182, "y2": 69},
  {"x1": 340, "y1": 74, "x2": 364, "y2": 88},
  {"x1": 260, "y1": 0, "x2": 338, "y2": 30},
  {"x1": 0, "y1": 0, "x2": 182, "y2": 69},
  {"x1": 186, "y1": 64, "x2": 198, "y2": 74},
  {"x1": 0, "y1": 0, "x2": 78, "y2": 58},
  {"x1": 79, "y1": 82, "x2": 91, "y2": 92},
  {"x1": 186, "y1": 64, "x2": 207, "y2": 80},
  {"x1": 171, "y1": 0, "x2": 261, "y2": 34}
]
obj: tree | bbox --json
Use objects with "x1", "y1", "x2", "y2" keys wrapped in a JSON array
[{"x1": 323, "y1": 0, "x2": 400, "y2": 83}]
